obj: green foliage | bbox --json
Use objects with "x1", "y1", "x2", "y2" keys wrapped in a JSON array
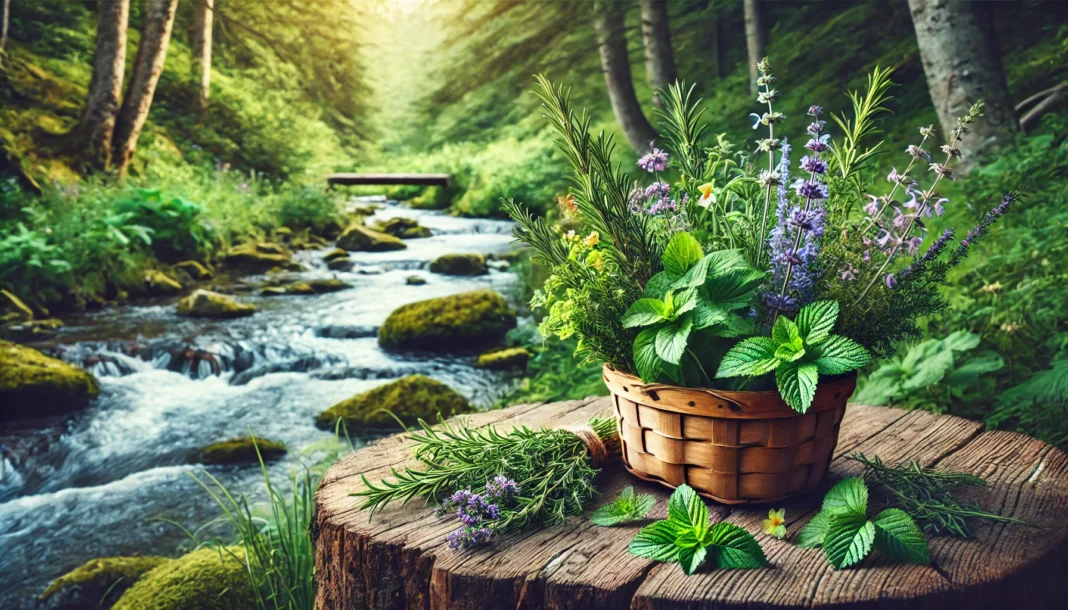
[
  {"x1": 111, "y1": 188, "x2": 214, "y2": 262},
  {"x1": 628, "y1": 484, "x2": 767, "y2": 575},
  {"x1": 589, "y1": 486, "x2": 656, "y2": 526},
  {"x1": 493, "y1": 336, "x2": 608, "y2": 408}
]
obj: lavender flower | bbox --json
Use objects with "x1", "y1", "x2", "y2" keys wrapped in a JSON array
[
  {"x1": 637, "y1": 144, "x2": 669, "y2": 172},
  {"x1": 438, "y1": 476, "x2": 519, "y2": 550},
  {"x1": 885, "y1": 274, "x2": 897, "y2": 289},
  {"x1": 799, "y1": 156, "x2": 827, "y2": 175},
  {"x1": 644, "y1": 181, "x2": 670, "y2": 200},
  {"x1": 952, "y1": 193, "x2": 1017, "y2": 263},
  {"x1": 805, "y1": 134, "x2": 830, "y2": 153},
  {"x1": 901, "y1": 228, "x2": 954, "y2": 279},
  {"x1": 791, "y1": 179, "x2": 829, "y2": 201},
  {"x1": 485, "y1": 475, "x2": 520, "y2": 498}
]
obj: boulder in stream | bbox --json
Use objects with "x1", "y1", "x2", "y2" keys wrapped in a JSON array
[
  {"x1": 220, "y1": 243, "x2": 295, "y2": 273},
  {"x1": 173, "y1": 260, "x2": 212, "y2": 280},
  {"x1": 39, "y1": 556, "x2": 171, "y2": 610},
  {"x1": 373, "y1": 217, "x2": 432, "y2": 239},
  {"x1": 378, "y1": 289, "x2": 516, "y2": 351},
  {"x1": 475, "y1": 347, "x2": 531, "y2": 370},
  {"x1": 112, "y1": 547, "x2": 255, "y2": 610},
  {"x1": 1, "y1": 341, "x2": 100, "y2": 420},
  {"x1": 315, "y1": 374, "x2": 471, "y2": 429},
  {"x1": 322, "y1": 248, "x2": 349, "y2": 262},
  {"x1": 177, "y1": 290, "x2": 256, "y2": 318},
  {"x1": 144, "y1": 270, "x2": 183, "y2": 296},
  {"x1": 429, "y1": 253, "x2": 488, "y2": 276},
  {"x1": 405, "y1": 275, "x2": 427, "y2": 286},
  {"x1": 336, "y1": 223, "x2": 407, "y2": 252},
  {"x1": 195, "y1": 437, "x2": 287, "y2": 465},
  {"x1": 262, "y1": 279, "x2": 351, "y2": 296},
  {"x1": 1, "y1": 317, "x2": 63, "y2": 342}
]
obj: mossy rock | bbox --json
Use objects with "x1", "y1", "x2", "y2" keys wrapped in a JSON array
[
  {"x1": 195, "y1": 437, "x2": 287, "y2": 465},
  {"x1": 1, "y1": 317, "x2": 63, "y2": 342},
  {"x1": 177, "y1": 290, "x2": 256, "y2": 319},
  {"x1": 260, "y1": 285, "x2": 302, "y2": 296},
  {"x1": 373, "y1": 217, "x2": 432, "y2": 239},
  {"x1": 476, "y1": 347, "x2": 531, "y2": 370},
  {"x1": 253, "y1": 242, "x2": 289, "y2": 256},
  {"x1": 144, "y1": 270, "x2": 182, "y2": 296},
  {"x1": 261, "y1": 279, "x2": 350, "y2": 297},
  {"x1": 315, "y1": 375, "x2": 471, "y2": 429},
  {"x1": 221, "y1": 243, "x2": 294, "y2": 273},
  {"x1": 40, "y1": 556, "x2": 171, "y2": 610},
  {"x1": 336, "y1": 224, "x2": 407, "y2": 252},
  {"x1": 429, "y1": 253, "x2": 488, "y2": 276},
  {"x1": 378, "y1": 289, "x2": 516, "y2": 351},
  {"x1": 0, "y1": 341, "x2": 99, "y2": 420},
  {"x1": 1, "y1": 289, "x2": 34, "y2": 323},
  {"x1": 112, "y1": 547, "x2": 255, "y2": 610},
  {"x1": 173, "y1": 260, "x2": 212, "y2": 280},
  {"x1": 274, "y1": 226, "x2": 293, "y2": 238},
  {"x1": 326, "y1": 257, "x2": 354, "y2": 272},
  {"x1": 322, "y1": 248, "x2": 349, "y2": 262},
  {"x1": 406, "y1": 275, "x2": 427, "y2": 286}
]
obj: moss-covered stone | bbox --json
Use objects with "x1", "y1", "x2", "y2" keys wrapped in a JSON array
[
  {"x1": 177, "y1": 290, "x2": 256, "y2": 318},
  {"x1": 274, "y1": 226, "x2": 293, "y2": 238},
  {"x1": 406, "y1": 275, "x2": 427, "y2": 286},
  {"x1": 1, "y1": 317, "x2": 63, "y2": 342},
  {"x1": 315, "y1": 375, "x2": 471, "y2": 429},
  {"x1": 221, "y1": 243, "x2": 294, "y2": 273},
  {"x1": 40, "y1": 556, "x2": 171, "y2": 610},
  {"x1": 173, "y1": 260, "x2": 212, "y2": 280},
  {"x1": 261, "y1": 279, "x2": 350, "y2": 297},
  {"x1": 195, "y1": 437, "x2": 287, "y2": 465},
  {"x1": 112, "y1": 547, "x2": 255, "y2": 610},
  {"x1": 336, "y1": 224, "x2": 407, "y2": 252},
  {"x1": 253, "y1": 242, "x2": 289, "y2": 256},
  {"x1": 429, "y1": 253, "x2": 488, "y2": 276},
  {"x1": 322, "y1": 248, "x2": 349, "y2": 262},
  {"x1": 378, "y1": 289, "x2": 516, "y2": 351},
  {"x1": 0, "y1": 341, "x2": 99, "y2": 420},
  {"x1": 326, "y1": 257, "x2": 354, "y2": 272},
  {"x1": 144, "y1": 270, "x2": 182, "y2": 296},
  {"x1": 476, "y1": 347, "x2": 531, "y2": 370},
  {"x1": 373, "y1": 217, "x2": 432, "y2": 239},
  {"x1": 1, "y1": 289, "x2": 34, "y2": 322}
]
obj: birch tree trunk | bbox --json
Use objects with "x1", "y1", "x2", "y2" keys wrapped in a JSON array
[
  {"x1": 744, "y1": 0, "x2": 765, "y2": 95},
  {"x1": 1, "y1": 0, "x2": 11, "y2": 56},
  {"x1": 907, "y1": 0, "x2": 1017, "y2": 163},
  {"x1": 593, "y1": 0, "x2": 657, "y2": 154},
  {"x1": 112, "y1": 0, "x2": 179, "y2": 176},
  {"x1": 639, "y1": 0, "x2": 676, "y2": 108},
  {"x1": 74, "y1": 0, "x2": 130, "y2": 171},
  {"x1": 191, "y1": 0, "x2": 214, "y2": 111}
]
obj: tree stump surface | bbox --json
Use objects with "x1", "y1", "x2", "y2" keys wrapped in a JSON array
[{"x1": 314, "y1": 398, "x2": 1068, "y2": 610}]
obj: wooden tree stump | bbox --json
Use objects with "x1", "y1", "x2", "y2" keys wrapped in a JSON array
[{"x1": 314, "y1": 397, "x2": 1068, "y2": 610}]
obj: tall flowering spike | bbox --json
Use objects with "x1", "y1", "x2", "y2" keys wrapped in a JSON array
[{"x1": 755, "y1": 57, "x2": 785, "y2": 265}]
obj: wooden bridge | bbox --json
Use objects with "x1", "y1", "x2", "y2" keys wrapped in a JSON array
[{"x1": 326, "y1": 173, "x2": 450, "y2": 188}]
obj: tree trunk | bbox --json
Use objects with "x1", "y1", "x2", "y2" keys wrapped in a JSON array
[
  {"x1": 112, "y1": 0, "x2": 179, "y2": 176},
  {"x1": 711, "y1": 17, "x2": 724, "y2": 80},
  {"x1": 907, "y1": 0, "x2": 1017, "y2": 163},
  {"x1": 191, "y1": 0, "x2": 213, "y2": 111},
  {"x1": 593, "y1": 0, "x2": 657, "y2": 154},
  {"x1": 639, "y1": 0, "x2": 676, "y2": 108},
  {"x1": 1, "y1": 0, "x2": 11, "y2": 55},
  {"x1": 73, "y1": 0, "x2": 130, "y2": 171},
  {"x1": 744, "y1": 0, "x2": 765, "y2": 96}
]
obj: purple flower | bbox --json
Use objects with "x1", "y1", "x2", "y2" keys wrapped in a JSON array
[
  {"x1": 839, "y1": 263, "x2": 858, "y2": 281},
  {"x1": 807, "y1": 105, "x2": 824, "y2": 117},
  {"x1": 805, "y1": 134, "x2": 830, "y2": 153},
  {"x1": 807, "y1": 120, "x2": 826, "y2": 136},
  {"x1": 485, "y1": 476, "x2": 519, "y2": 498},
  {"x1": 637, "y1": 144, "x2": 669, "y2": 172},
  {"x1": 791, "y1": 179, "x2": 829, "y2": 201},
  {"x1": 907, "y1": 236, "x2": 924, "y2": 256},
  {"x1": 902, "y1": 228, "x2": 954, "y2": 279},
  {"x1": 863, "y1": 195, "x2": 880, "y2": 217},
  {"x1": 885, "y1": 274, "x2": 897, "y2": 289},
  {"x1": 644, "y1": 181, "x2": 670, "y2": 200},
  {"x1": 799, "y1": 155, "x2": 828, "y2": 175},
  {"x1": 905, "y1": 145, "x2": 931, "y2": 162},
  {"x1": 932, "y1": 197, "x2": 947, "y2": 217}
]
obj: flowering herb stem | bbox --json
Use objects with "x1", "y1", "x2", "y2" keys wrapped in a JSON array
[
  {"x1": 778, "y1": 168, "x2": 818, "y2": 300},
  {"x1": 755, "y1": 58, "x2": 778, "y2": 267},
  {"x1": 859, "y1": 131, "x2": 931, "y2": 236}
]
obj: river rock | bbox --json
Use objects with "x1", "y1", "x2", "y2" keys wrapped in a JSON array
[
  {"x1": 1, "y1": 317, "x2": 63, "y2": 342},
  {"x1": 39, "y1": 556, "x2": 171, "y2": 610},
  {"x1": 144, "y1": 270, "x2": 182, "y2": 296},
  {"x1": 327, "y1": 257, "x2": 354, "y2": 271},
  {"x1": 173, "y1": 260, "x2": 212, "y2": 280},
  {"x1": 475, "y1": 347, "x2": 531, "y2": 370},
  {"x1": 195, "y1": 437, "x2": 287, "y2": 465},
  {"x1": 0, "y1": 341, "x2": 100, "y2": 420},
  {"x1": 112, "y1": 547, "x2": 255, "y2": 610},
  {"x1": 1, "y1": 289, "x2": 34, "y2": 322},
  {"x1": 378, "y1": 289, "x2": 516, "y2": 351},
  {"x1": 429, "y1": 253, "x2": 488, "y2": 276},
  {"x1": 336, "y1": 224, "x2": 407, "y2": 252},
  {"x1": 221, "y1": 243, "x2": 294, "y2": 273},
  {"x1": 405, "y1": 275, "x2": 427, "y2": 286},
  {"x1": 315, "y1": 375, "x2": 471, "y2": 429},
  {"x1": 177, "y1": 290, "x2": 256, "y2": 318},
  {"x1": 373, "y1": 217, "x2": 432, "y2": 239},
  {"x1": 262, "y1": 279, "x2": 351, "y2": 296},
  {"x1": 322, "y1": 248, "x2": 349, "y2": 262}
]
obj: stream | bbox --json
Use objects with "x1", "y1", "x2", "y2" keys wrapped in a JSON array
[{"x1": 0, "y1": 197, "x2": 522, "y2": 608}]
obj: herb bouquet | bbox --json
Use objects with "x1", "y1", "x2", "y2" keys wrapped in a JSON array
[{"x1": 504, "y1": 66, "x2": 1014, "y2": 504}]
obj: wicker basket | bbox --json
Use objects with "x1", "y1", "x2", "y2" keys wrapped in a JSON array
[{"x1": 604, "y1": 364, "x2": 856, "y2": 504}]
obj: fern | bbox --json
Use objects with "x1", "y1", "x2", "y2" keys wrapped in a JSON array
[{"x1": 990, "y1": 355, "x2": 1068, "y2": 449}]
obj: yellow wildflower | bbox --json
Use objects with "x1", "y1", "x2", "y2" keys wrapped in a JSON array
[
  {"x1": 763, "y1": 508, "x2": 786, "y2": 539},
  {"x1": 697, "y1": 182, "x2": 715, "y2": 208}
]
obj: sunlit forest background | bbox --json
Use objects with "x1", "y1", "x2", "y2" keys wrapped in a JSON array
[{"x1": 0, "y1": 0, "x2": 1066, "y2": 608}]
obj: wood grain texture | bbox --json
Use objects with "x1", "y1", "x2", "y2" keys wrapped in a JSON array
[{"x1": 315, "y1": 401, "x2": 1068, "y2": 610}]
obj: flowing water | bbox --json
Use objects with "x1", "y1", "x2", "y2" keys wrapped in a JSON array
[{"x1": 0, "y1": 198, "x2": 522, "y2": 608}]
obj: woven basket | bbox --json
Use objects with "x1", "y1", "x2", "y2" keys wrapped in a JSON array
[{"x1": 604, "y1": 364, "x2": 856, "y2": 504}]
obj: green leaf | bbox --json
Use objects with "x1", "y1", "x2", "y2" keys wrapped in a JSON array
[
  {"x1": 705, "y1": 522, "x2": 768, "y2": 569},
  {"x1": 821, "y1": 477, "x2": 868, "y2": 517},
  {"x1": 662, "y1": 232, "x2": 704, "y2": 277},
  {"x1": 678, "y1": 544, "x2": 708, "y2": 575},
  {"x1": 692, "y1": 302, "x2": 729, "y2": 330},
  {"x1": 634, "y1": 328, "x2": 662, "y2": 382},
  {"x1": 942, "y1": 330, "x2": 981, "y2": 353},
  {"x1": 668, "y1": 484, "x2": 709, "y2": 539},
  {"x1": 702, "y1": 249, "x2": 747, "y2": 277},
  {"x1": 715, "y1": 313, "x2": 756, "y2": 338},
  {"x1": 629, "y1": 520, "x2": 683, "y2": 562},
  {"x1": 772, "y1": 316, "x2": 801, "y2": 347},
  {"x1": 590, "y1": 486, "x2": 658, "y2": 526},
  {"x1": 774, "y1": 337, "x2": 806, "y2": 363},
  {"x1": 812, "y1": 335, "x2": 872, "y2": 375},
  {"x1": 644, "y1": 271, "x2": 676, "y2": 299},
  {"x1": 715, "y1": 337, "x2": 779, "y2": 378},
  {"x1": 824, "y1": 512, "x2": 875, "y2": 569},
  {"x1": 795, "y1": 301, "x2": 839, "y2": 345},
  {"x1": 670, "y1": 254, "x2": 712, "y2": 290},
  {"x1": 872, "y1": 508, "x2": 930, "y2": 564},
  {"x1": 705, "y1": 268, "x2": 766, "y2": 311},
  {"x1": 673, "y1": 288, "x2": 700, "y2": 317},
  {"x1": 623, "y1": 298, "x2": 669, "y2": 328},
  {"x1": 655, "y1": 314, "x2": 693, "y2": 365},
  {"x1": 776, "y1": 361, "x2": 819, "y2": 413},
  {"x1": 795, "y1": 510, "x2": 832, "y2": 548}
]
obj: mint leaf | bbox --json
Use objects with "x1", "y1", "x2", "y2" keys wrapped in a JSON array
[
  {"x1": 715, "y1": 337, "x2": 779, "y2": 378},
  {"x1": 590, "y1": 486, "x2": 656, "y2": 526},
  {"x1": 822, "y1": 477, "x2": 868, "y2": 517},
  {"x1": 692, "y1": 302, "x2": 728, "y2": 330},
  {"x1": 705, "y1": 522, "x2": 768, "y2": 569},
  {"x1": 668, "y1": 484, "x2": 709, "y2": 539},
  {"x1": 813, "y1": 335, "x2": 872, "y2": 374},
  {"x1": 677, "y1": 544, "x2": 708, "y2": 575},
  {"x1": 673, "y1": 288, "x2": 700, "y2": 317},
  {"x1": 873, "y1": 508, "x2": 930, "y2": 564},
  {"x1": 795, "y1": 509, "x2": 832, "y2": 548},
  {"x1": 716, "y1": 313, "x2": 756, "y2": 338},
  {"x1": 670, "y1": 254, "x2": 712, "y2": 290},
  {"x1": 703, "y1": 248, "x2": 747, "y2": 277},
  {"x1": 795, "y1": 300, "x2": 839, "y2": 345},
  {"x1": 629, "y1": 520, "x2": 683, "y2": 562},
  {"x1": 824, "y1": 512, "x2": 875, "y2": 569},
  {"x1": 655, "y1": 314, "x2": 692, "y2": 365},
  {"x1": 776, "y1": 361, "x2": 818, "y2": 413},
  {"x1": 622, "y1": 298, "x2": 668, "y2": 328},
  {"x1": 705, "y1": 268, "x2": 765, "y2": 310},
  {"x1": 634, "y1": 328, "x2": 662, "y2": 382},
  {"x1": 773, "y1": 336, "x2": 806, "y2": 362},
  {"x1": 644, "y1": 271, "x2": 675, "y2": 299},
  {"x1": 772, "y1": 316, "x2": 801, "y2": 346},
  {"x1": 662, "y1": 232, "x2": 703, "y2": 277}
]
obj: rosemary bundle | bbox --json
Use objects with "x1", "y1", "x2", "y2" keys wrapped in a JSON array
[
  {"x1": 849, "y1": 453, "x2": 1022, "y2": 537},
  {"x1": 355, "y1": 416, "x2": 619, "y2": 547}
]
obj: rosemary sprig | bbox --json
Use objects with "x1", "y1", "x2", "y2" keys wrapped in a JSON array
[
  {"x1": 355, "y1": 416, "x2": 618, "y2": 534},
  {"x1": 848, "y1": 453, "x2": 1024, "y2": 537}
]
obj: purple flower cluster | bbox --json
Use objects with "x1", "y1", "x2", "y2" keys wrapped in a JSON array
[
  {"x1": 439, "y1": 476, "x2": 520, "y2": 550},
  {"x1": 952, "y1": 192, "x2": 1017, "y2": 262},
  {"x1": 637, "y1": 143, "x2": 669, "y2": 173},
  {"x1": 901, "y1": 228, "x2": 954, "y2": 279}
]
